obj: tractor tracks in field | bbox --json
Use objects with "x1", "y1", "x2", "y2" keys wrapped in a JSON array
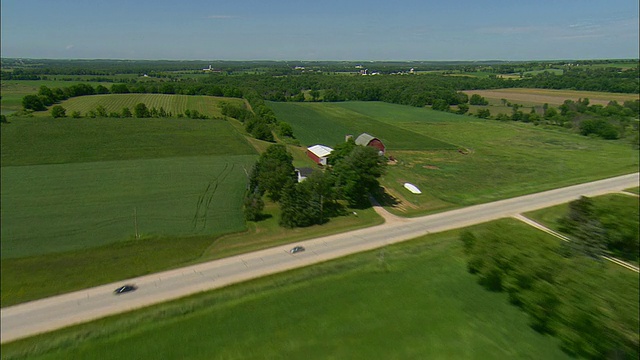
[{"x1": 192, "y1": 163, "x2": 234, "y2": 231}]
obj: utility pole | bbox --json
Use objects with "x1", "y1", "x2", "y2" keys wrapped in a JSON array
[{"x1": 134, "y1": 207, "x2": 139, "y2": 239}]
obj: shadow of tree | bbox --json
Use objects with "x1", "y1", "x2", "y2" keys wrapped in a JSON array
[{"x1": 372, "y1": 187, "x2": 401, "y2": 208}]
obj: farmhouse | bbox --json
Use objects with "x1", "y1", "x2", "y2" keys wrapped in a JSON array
[
  {"x1": 307, "y1": 145, "x2": 333, "y2": 166},
  {"x1": 355, "y1": 133, "x2": 386, "y2": 155},
  {"x1": 295, "y1": 167, "x2": 314, "y2": 182}
]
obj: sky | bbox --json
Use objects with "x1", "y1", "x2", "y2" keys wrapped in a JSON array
[{"x1": 1, "y1": 0, "x2": 638, "y2": 61}]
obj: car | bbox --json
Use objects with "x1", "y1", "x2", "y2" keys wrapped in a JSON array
[
  {"x1": 290, "y1": 246, "x2": 305, "y2": 254},
  {"x1": 114, "y1": 284, "x2": 137, "y2": 294}
]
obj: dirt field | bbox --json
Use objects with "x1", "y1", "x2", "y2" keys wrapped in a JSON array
[{"x1": 464, "y1": 88, "x2": 639, "y2": 106}]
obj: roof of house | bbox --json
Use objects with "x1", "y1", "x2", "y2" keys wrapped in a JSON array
[
  {"x1": 307, "y1": 144, "x2": 333, "y2": 158},
  {"x1": 355, "y1": 133, "x2": 377, "y2": 146},
  {"x1": 295, "y1": 167, "x2": 314, "y2": 177}
]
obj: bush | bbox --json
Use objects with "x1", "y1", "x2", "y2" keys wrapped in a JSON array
[{"x1": 50, "y1": 105, "x2": 66, "y2": 118}]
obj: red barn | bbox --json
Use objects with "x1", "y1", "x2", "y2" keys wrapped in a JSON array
[{"x1": 355, "y1": 133, "x2": 385, "y2": 155}]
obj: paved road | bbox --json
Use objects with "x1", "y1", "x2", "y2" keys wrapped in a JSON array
[{"x1": 1, "y1": 173, "x2": 638, "y2": 343}]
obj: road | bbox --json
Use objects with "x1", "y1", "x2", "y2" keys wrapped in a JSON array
[{"x1": 1, "y1": 173, "x2": 638, "y2": 343}]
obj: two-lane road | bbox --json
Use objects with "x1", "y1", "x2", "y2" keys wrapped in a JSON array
[{"x1": 2, "y1": 173, "x2": 638, "y2": 343}]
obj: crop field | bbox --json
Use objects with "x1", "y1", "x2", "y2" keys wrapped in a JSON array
[
  {"x1": 1, "y1": 117, "x2": 257, "y2": 260},
  {"x1": 56, "y1": 93, "x2": 242, "y2": 118},
  {"x1": 463, "y1": 88, "x2": 639, "y2": 107},
  {"x1": 1, "y1": 117, "x2": 255, "y2": 166},
  {"x1": 2, "y1": 226, "x2": 582, "y2": 359},
  {"x1": 269, "y1": 101, "x2": 457, "y2": 150},
  {"x1": 1, "y1": 80, "x2": 116, "y2": 114},
  {"x1": 272, "y1": 101, "x2": 638, "y2": 215},
  {"x1": 1, "y1": 155, "x2": 256, "y2": 259}
]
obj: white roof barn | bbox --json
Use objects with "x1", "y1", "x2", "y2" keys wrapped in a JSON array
[{"x1": 306, "y1": 145, "x2": 333, "y2": 166}]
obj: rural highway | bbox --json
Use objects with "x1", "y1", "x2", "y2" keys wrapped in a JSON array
[{"x1": 1, "y1": 173, "x2": 638, "y2": 343}]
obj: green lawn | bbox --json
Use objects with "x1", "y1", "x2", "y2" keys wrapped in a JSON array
[{"x1": 1, "y1": 228, "x2": 573, "y2": 360}]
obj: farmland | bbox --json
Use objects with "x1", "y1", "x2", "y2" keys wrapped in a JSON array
[
  {"x1": 463, "y1": 88, "x2": 639, "y2": 107},
  {"x1": 1, "y1": 116, "x2": 257, "y2": 260},
  {"x1": 56, "y1": 93, "x2": 242, "y2": 119},
  {"x1": 272, "y1": 101, "x2": 639, "y2": 215},
  {"x1": 1, "y1": 60, "x2": 638, "y2": 358}
]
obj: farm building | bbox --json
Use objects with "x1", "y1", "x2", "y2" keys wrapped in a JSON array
[
  {"x1": 355, "y1": 133, "x2": 386, "y2": 155},
  {"x1": 307, "y1": 145, "x2": 333, "y2": 166}
]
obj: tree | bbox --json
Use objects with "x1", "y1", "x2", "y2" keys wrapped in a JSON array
[
  {"x1": 22, "y1": 94, "x2": 46, "y2": 111},
  {"x1": 476, "y1": 108, "x2": 491, "y2": 119},
  {"x1": 332, "y1": 145, "x2": 385, "y2": 207},
  {"x1": 252, "y1": 144, "x2": 296, "y2": 202},
  {"x1": 50, "y1": 105, "x2": 66, "y2": 118},
  {"x1": 95, "y1": 84, "x2": 109, "y2": 94},
  {"x1": 456, "y1": 103, "x2": 469, "y2": 115},
  {"x1": 243, "y1": 189, "x2": 264, "y2": 221},
  {"x1": 134, "y1": 103, "x2": 149, "y2": 118},
  {"x1": 71, "y1": 111, "x2": 82, "y2": 118},
  {"x1": 470, "y1": 94, "x2": 489, "y2": 105},
  {"x1": 0, "y1": 114, "x2": 8, "y2": 123},
  {"x1": 309, "y1": 90, "x2": 320, "y2": 102},
  {"x1": 327, "y1": 137, "x2": 356, "y2": 165},
  {"x1": 121, "y1": 107, "x2": 132, "y2": 118},
  {"x1": 95, "y1": 105, "x2": 108, "y2": 117},
  {"x1": 431, "y1": 99, "x2": 450, "y2": 111},
  {"x1": 277, "y1": 122, "x2": 295, "y2": 138}
]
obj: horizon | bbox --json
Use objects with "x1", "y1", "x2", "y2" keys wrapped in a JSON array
[{"x1": 2, "y1": 0, "x2": 638, "y2": 61}]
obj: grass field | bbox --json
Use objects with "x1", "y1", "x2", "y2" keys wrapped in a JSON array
[
  {"x1": 1, "y1": 80, "x2": 116, "y2": 115},
  {"x1": 270, "y1": 101, "x2": 639, "y2": 215},
  {"x1": 269, "y1": 101, "x2": 458, "y2": 150},
  {"x1": 1, "y1": 117, "x2": 258, "y2": 260},
  {"x1": 2, "y1": 225, "x2": 580, "y2": 359},
  {"x1": 1, "y1": 154, "x2": 256, "y2": 259},
  {"x1": 1, "y1": 117, "x2": 254, "y2": 166}
]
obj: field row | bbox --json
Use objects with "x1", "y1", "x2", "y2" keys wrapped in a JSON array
[{"x1": 56, "y1": 94, "x2": 244, "y2": 118}]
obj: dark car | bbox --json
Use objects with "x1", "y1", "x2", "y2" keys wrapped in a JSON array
[
  {"x1": 114, "y1": 284, "x2": 137, "y2": 294},
  {"x1": 290, "y1": 246, "x2": 305, "y2": 254}
]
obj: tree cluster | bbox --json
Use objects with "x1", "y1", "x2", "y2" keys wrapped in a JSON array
[
  {"x1": 245, "y1": 143, "x2": 385, "y2": 228},
  {"x1": 461, "y1": 221, "x2": 638, "y2": 359},
  {"x1": 559, "y1": 196, "x2": 639, "y2": 261}
]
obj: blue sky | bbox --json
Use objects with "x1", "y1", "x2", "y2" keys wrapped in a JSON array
[{"x1": 1, "y1": 0, "x2": 638, "y2": 60}]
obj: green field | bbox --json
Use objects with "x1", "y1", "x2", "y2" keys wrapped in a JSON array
[
  {"x1": 2, "y1": 226, "x2": 578, "y2": 359},
  {"x1": 271, "y1": 101, "x2": 639, "y2": 215},
  {"x1": 1, "y1": 117, "x2": 257, "y2": 260},
  {"x1": 56, "y1": 93, "x2": 241, "y2": 118},
  {"x1": 269, "y1": 101, "x2": 457, "y2": 150},
  {"x1": 1, "y1": 117, "x2": 254, "y2": 166},
  {"x1": 1, "y1": 155, "x2": 255, "y2": 259}
]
